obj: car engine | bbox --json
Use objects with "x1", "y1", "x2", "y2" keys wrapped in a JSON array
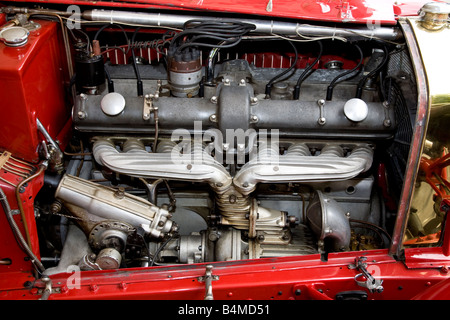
[{"x1": 0, "y1": 7, "x2": 418, "y2": 273}]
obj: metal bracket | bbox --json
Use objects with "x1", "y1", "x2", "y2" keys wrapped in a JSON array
[
  {"x1": 36, "y1": 118, "x2": 62, "y2": 155},
  {"x1": 348, "y1": 256, "x2": 384, "y2": 293},
  {"x1": 198, "y1": 265, "x2": 219, "y2": 300},
  {"x1": 143, "y1": 80, "x2": 161, "y2": 121},
  {"x1": 317, "y1": 99, "x2": 326, "y2": 125},
  {"x1": 382, "y1": 101, "x2": 391, "y2": 127},
  {"x1": 77, "y1": 93, "x2": 88, "y2": 120},
  {"x1": 38, "y1": 275, "x2": 53, "y2": 300},
  {"x1": 143, "y1": 94, "x2": 157, "y2": 121},
  {"x1": 36, "y1": 118, "x2": 64, "y2": 172}
]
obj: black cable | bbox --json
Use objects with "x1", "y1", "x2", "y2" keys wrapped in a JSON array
[
  {"x1": 183, "y1": 19, "x2": 255, "y2": 33},
  {"x1": 69, "y1": 73, "x2": 77, "y2": 90},
  {"x1": 149, "y1": 235, "x2": 176, "y2": 267},
  {"x1": 379, "y1": 69, "x2": 387, "y2": 102},
  {"x1": 293, "y1": 41, "x2": 323, "y2": 100},
  {"x1": 168, "y1": 20, "x2": 255, "y2": 57},
  {"x1": 91, "y1": 24, "x2": 131, "y2": 94},
  {"x1": 349, "y1": 218, "x2": 392, "y2": 243},
  {"x1": 176, "y1": 35, "x2": 244, "y2": 52},
  {"x1": 326, "y1": 43, "x2": 363, "y2": 101},
  {"x1": 351, "y1": 223, "x2": 385, "y2": 247},
  {"x1": 93, "y1": 23, "x2": 130, "y2": 54},
  {"x1": 67, "y1": 27, "x2": 91, "y2": 55},
  {"x1": 104, "y1": 65, "x2": 114, "y2": 93},
  {"x1": 131, "y1": 27, "x2": 143, "y2": 97},
  {"x1": 265, "y1": 41, "x2": 298, "y2": 97},
  {"x1": 355, "y1": 44, "x2": 389, "y2": 99}
]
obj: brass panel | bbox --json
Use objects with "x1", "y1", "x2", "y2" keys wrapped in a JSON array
[{"x1": 407, "y1": 18, "x2": 450, "y2": 106}]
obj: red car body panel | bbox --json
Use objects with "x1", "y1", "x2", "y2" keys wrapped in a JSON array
[
  {"x1": 0, "y1": 0, "x2": 450, "y2": 302},
  {"x1": 0, "y1": 20, "x2": 70, "y2": 163},
  {"x1": 1, "y1": 250, "x2": 449, "y2": 300}
]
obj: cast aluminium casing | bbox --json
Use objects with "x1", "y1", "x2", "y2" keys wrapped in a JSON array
[{"x1": 55, "y1": 174, "x2": 174, "y2": 239}]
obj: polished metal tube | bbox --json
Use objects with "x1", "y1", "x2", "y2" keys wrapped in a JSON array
[{"x1": 83, "y1": 9, "x2": 402, "y2": 40}]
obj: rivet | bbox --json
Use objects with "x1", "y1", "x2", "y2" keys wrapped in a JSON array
[
  {"x1": 119, "y1": 282, "x2": 128, "y2": 290},
  {"x1": 90, "y1": 284, "x2": 98, "y2": 292}
]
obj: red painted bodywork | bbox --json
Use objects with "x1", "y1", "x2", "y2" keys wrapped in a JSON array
[
  {"x1": 0, "y1": 20, "x2": 70, "y2": 163},
  {"x1": 0, "y1": 19, "x2": 69, "y2": 294},
  {"x1": 1, "y1": 250, "x2": 449, "y2": 300},
  {"x1": 1, "y1": 0, "x2": 450, "y2": 302}
]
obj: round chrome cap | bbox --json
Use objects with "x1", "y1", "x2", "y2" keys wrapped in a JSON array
[
  {"x1": 0, "y1": 26, "x2": 29, "y2": 47},
  {"x1": 344, "y1": 98, "x2": 368, "y2": 122},
  {"x1": 101, "y1": 92, "x2": 126, "y2": 116}
]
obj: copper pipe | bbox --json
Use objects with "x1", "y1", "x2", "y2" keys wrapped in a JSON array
[
  {"x1": 28, "y1": 12, "x2": 74, "y2": 79},
  {"x1": 0, "y1": 177, "x2": 16, "y2": 188},
  {"x1": 1, "y1": 187, "x2": 46, "y2": 274},
  {"x1": 0, "y1": 20, "x2": 18, "y2": 30},
  {"x1": 3, "y1": 164, "x2": 29, "y2": 178},
  {"x1": 5, "y1": 160, "x2": 34, "y2": 172},
  {"x1": 10, "y1": 156, "x2": 35, "y2": 168}
]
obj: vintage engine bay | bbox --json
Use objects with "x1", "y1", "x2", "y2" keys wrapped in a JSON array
[{"x1": 0, "y1": 5, "x2": 423, "y2": 275}]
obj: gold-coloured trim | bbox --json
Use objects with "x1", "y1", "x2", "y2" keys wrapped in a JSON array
[{"x1": 408, "y1": 17, "x2": 450, "y2": 106}]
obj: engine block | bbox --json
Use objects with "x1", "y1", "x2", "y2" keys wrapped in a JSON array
[{"x1": 6, "y1": 12, "x2": 414, "y2": 273}]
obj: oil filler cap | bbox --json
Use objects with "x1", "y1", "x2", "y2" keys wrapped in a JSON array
[
  {"x1": 101, "y1": 92, "x2": 126, "y2": 116},
  {"x1": 0, "y1": 26, "x2": 30, "y2": 47},
  {"x1": 344, "y1": 98, "x2": 368, "y2": 122}
]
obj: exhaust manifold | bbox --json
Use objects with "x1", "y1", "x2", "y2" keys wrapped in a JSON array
[{"x1": 90, "y1": 138, "x2": 373, "y2": 238}]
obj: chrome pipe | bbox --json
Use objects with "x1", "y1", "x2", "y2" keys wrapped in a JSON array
[{"x1": 83, "y1": 9, "x2": 402, "y2": 40}]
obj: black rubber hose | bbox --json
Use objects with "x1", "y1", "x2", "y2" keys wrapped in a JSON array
[
  {"x1": 293, "y1": 41, "x2": 323, "y2": 100},
  {"x1": 265, "y1": 41, "x2": 298, "y2": 97},
  {"x1": 131, "y1": 27, "x2": 144, "y2": 97},
  {"x1": 93, "y1": 23, "x2": 130, "y2": 54},
  {"x1": 326, "y1": 44, "x2": 363, "y2": 101},
  {"x1": 355, "y1": 44, "x2": 389, "y2": 99},
  {"x1": 149, "y1": 235, "x2": 175, "y2": 267},
  {"x1": 104, "y1": 65, "x2": 114, "y2": 93},
  {"x1": 169, "y1": 20, "x2": 255, "y2": 55}
]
